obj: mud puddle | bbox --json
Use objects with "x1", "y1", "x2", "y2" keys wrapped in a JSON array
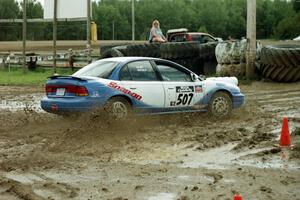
[{"x1": 0, "y1": 93, "x2": 44, "y2": 112}]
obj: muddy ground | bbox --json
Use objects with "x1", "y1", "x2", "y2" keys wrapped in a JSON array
[{"x1": 0, "y1": 81, "x2": 300, "y2": 200}]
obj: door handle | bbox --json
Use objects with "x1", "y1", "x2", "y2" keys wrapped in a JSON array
[
  {"x1": 168, "y1": 88, "x2": 174, "y2": 90},
  {"x1": 130, "y1": 87, "x2": 137, "y2": 90}
]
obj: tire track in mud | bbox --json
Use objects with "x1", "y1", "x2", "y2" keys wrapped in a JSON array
[{"x1": 244, "y1": 88, "x2": 300, "y2": 117}]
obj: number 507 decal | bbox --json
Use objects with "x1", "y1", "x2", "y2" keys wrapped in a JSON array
[{"x1": 176, "y1": 93, "x2": 194, "y2": 106}]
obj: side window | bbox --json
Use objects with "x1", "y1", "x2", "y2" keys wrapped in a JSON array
[
  {"x1": 120, "y1": 65, "x2": 132, "y2": 81},
  {"x1": 156, "y1": 62, "x2": 192, "y2": 82},
  {"x1": 202, "y1": 35, "x2": 215, "y2": 43},
  {"x1": 126, "y1": 61, "x2": 158, "y2": 81}
]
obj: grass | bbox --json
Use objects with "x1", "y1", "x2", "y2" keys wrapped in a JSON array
[{"x1": 0, "y1": 66, "x2": 76, "y2": 86}]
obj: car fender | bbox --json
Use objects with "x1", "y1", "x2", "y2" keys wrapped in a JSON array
[{"x1": 202, "y1": 86, "x2": 233, "y2": 105}]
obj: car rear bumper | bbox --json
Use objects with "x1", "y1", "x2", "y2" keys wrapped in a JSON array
[
  {"x1": 41, "y1": 97, "x2": 105, "y2": 114},
  {"x1": 232, "y1": 93, "x2": 245, "y2": 108}
]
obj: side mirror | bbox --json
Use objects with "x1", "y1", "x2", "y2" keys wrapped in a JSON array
[
  {"x1": 199, "y1": 75, "x2": 206, "y2": 81},
  {"x1": 191, "y1": 73, "x2": 198, "y2": 82}
]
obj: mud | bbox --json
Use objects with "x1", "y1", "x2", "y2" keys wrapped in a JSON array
[{"x1": 0, "y1": 81, "x2": 300, "y2": 200}]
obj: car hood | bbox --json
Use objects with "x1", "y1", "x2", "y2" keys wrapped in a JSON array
[{"x1": 205, "y1": 77, "x2": 238, "y2": 86}]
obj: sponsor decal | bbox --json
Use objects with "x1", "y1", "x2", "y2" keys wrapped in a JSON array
[
  {"x1": 108, "y1": 82, "x2": 142, "y2": 100},
  {"x1": 170, "y1": 101, "x2": 176, "y2": 106},
  {"x1": 195, "y1": 85, "x2": 203, "y2": 93},
  {"x1": 176, "y1": 86, "x2": 194, "y2": 93}
]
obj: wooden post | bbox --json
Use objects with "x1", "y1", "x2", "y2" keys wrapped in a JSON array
[
  {"x1": 22, "y1": 0, "x2": 27, "y2": 73},
  {"x1": 246, "y1": 0, "x2": 256, "y2": 78},
  {"x1": 132, "y1": 0, "x2": 135, "y2": 41},
  {"x1": 53, "y1": 0, "x2": 57, "y2": 74}
]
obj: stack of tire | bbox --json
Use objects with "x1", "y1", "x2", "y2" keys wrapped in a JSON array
[
  {"x1": 259, "y1": 45, "x2": 300, "y2": 82},
  {"x1": 101, "y1": 41, "x2": 218, "y2": 75},
  {"x1": 215, "y1": 40, "x2": 248, "y2": 77}
]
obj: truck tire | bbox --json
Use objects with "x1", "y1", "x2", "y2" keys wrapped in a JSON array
[{"x1": 160, "y1": 42, "x2": 199, "y2": 59}]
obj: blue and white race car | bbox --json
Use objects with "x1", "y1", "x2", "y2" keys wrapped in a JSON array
[{"x1": 41, "y1": 57, "x2": 244, "y2": 119}]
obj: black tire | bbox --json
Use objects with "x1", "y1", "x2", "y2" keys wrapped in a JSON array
[
  {"x1": 260, "y1": 45, "x2": 300, "y2": 68},
  {"x1": 203, "y1": 58, "x2": 218, "y2": 75},
  {"x1": 101, "y1": 48, "x2": 124, "y2": 58},
  {"x1": 104, "y1": 97, "x2": 131, "y2": 120},
  {"x1": 260, "y1": 63, "x2": 300, "y2": 82},
  {"x1": 259, "y1": 45, "x2": 300, "y2": 82},
  {"x1": 171, "y1": 58, "x2": 204, "y2": 75},
  {"x1": 209, "y1": 92, "x2": 232, "y2": 118},
  {"x1": 160, "y1": 42, "x2": 200, "y2": 59},
  {"x1": 126, "y1": 43, "x2": 161, "y2": 57},
  {"x1": 198, "y1": 42, "x2": 218, "y2": 60}
]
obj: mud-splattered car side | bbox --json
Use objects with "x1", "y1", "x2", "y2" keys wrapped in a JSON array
[{"x1": 41, "y1": 57, "x2": 244, "y2": 119}]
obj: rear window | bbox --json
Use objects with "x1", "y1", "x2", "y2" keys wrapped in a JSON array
[{"x1": 73, "y1": 61, "x2": 118, "y2": 78}]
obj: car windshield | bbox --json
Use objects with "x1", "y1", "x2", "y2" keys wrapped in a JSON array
[{"x1": 73, "y1": 61, "x2": 119, "y2": 78}]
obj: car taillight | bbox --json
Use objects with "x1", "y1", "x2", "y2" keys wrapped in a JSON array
[
  {"x1": 186, "y1": 34, "x2": 192, "y2": 41},
  {"x1": 45, "y1": 85, "x2": 89, "y2": 96},
  {"x1": 75, "y1": 86, "x2": 89, "y2": 96},
  {"x1": 46, "y1": 85, "x2": 55, "y2": 94}
]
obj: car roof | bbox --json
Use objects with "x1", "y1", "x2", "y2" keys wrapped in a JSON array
[
  {"x1": 167, "y1": 28, "x2": 188, "y2": 34},
  {"x1": 188, "y1": 32, "x2": 215, "y2": 37},
  {"x1": 97, "y1": 57, "x2": 194, "y2": 74},
  {"x1": 98, "y1": 56, "x2": 165, "y2": 63}
]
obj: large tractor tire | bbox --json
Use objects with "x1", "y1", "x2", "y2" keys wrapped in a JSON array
[
  {"x1": 259, "y1": 45, "x2": 300, "y2": 82},
  {"x1": 171, "y1": 58, "x2": 203, "y2": 75},
  {"x1": 260, "y1": 63, "x2": 300, "y2": 82},
  {"x1": 198, "y1": 42, "x2": 218, "y2": 60},
  {"x1": 126, "y1": 43, "x2": 161, "y2": 57},
  {"x1": 260, "y1": 45, "x2": 300, "y2": 68},
  {"x1": 160, "y1": 42, "x2": 200, "y2": 59},
  {"x1": 215, "y1": 40, "x2": 247, "y2": 64},
  {"x1": 101, "y1": 48, "x2": 124, "y2": 58}
]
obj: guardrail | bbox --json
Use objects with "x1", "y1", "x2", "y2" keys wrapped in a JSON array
[{"x1": 0, "y1": 50, "x2": 100, "y2": 68}]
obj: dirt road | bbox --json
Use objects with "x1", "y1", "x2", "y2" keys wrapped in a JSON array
[{"x1": 0, "y1": 81, "x2": 300, "y2": 200}]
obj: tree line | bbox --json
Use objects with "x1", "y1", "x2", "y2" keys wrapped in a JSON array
[{"x1": 0, "y1": 0, "x2": 299, "y2": 41}]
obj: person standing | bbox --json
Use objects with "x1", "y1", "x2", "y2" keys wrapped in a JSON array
[{"x1": 149, "y1": 20, "x2": 167, "y2": 43}]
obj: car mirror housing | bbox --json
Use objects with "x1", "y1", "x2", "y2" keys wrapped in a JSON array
[
  {"x1": 191, "y1": 73, "x2": 198, "y2": 82},
  {"x1": 199, "y1": 75, "x2": 206, "y2": 81}
]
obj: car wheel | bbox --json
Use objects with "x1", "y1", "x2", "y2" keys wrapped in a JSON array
[
  {"x1": 105, "y1": 97, "x2": 131, "y2": 120},
  {"x1": 209, "y1": 92, "x2": 232, "y2": 118}
]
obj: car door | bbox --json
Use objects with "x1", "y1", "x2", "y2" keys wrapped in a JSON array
[
  {"x1": 154, "y1": 61, "x2": 204, "y2": 111},
  {"x1": 118, "y1": 60, "x2": 165, "y2": 112}
]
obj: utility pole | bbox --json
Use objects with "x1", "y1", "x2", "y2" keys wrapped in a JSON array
[
  {"x1": 53, "y1": 0, "x2": 57, "y2": 74},
  {"x1": 22, "y1": 0, "x2": 27, "y2": 73},
  {"x1": 246, "y1": 0, "x2": 256, "y2": 78},
  {"x1": 87, "y1": 0, "x2": 91, "y2": 62},
  {"x1": 132, "y1": 0, "x2": 135, "y2": 41},
  {"x1": 87, "y1": 0, "x2": 91, "y2": 45},
  {"x1": 112, "y1": 20, "x2": 115, "y2": 40}
]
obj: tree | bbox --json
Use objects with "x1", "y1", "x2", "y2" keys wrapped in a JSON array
[{"x1": 0, "y1": 0, "x2": 20, "y2": 41}]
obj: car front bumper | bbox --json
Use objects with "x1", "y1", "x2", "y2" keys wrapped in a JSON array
[{"x1": 232, "y1": 93, "x2": 245, "y2": 108}]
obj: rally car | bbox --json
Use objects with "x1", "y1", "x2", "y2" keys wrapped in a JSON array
[{"x1": 41, "y1": 57, "x2": 244, "y2": 119}]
